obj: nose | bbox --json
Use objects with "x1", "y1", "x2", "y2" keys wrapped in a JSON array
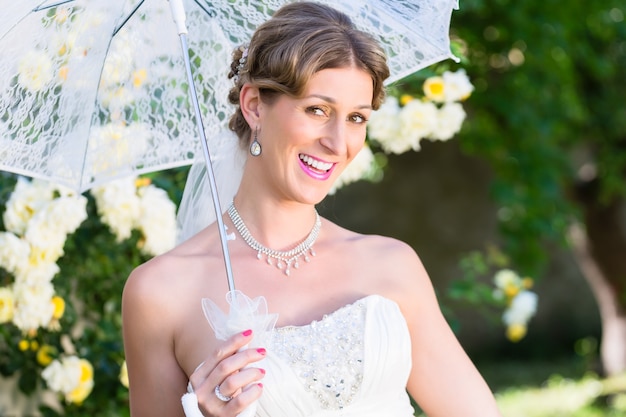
[{"x1": 319, "y1": 119, "x2": 347, "y2": 156}]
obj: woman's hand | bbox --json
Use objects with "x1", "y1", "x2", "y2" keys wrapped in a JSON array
[{"x1": 189, "y1": 329, "x2": 267, "y2": 416}]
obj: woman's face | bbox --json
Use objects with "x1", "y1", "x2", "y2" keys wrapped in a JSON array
[{"x1": 256, "y1": 66, "x2": 374, "y2": 204}]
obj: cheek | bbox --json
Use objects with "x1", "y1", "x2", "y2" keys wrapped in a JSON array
[{"x1": 346, "y1": 131, "x2": 367, "y2": 158}]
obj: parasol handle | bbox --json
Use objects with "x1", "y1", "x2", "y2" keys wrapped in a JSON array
[
  {"x1": 169, "y1": 1, "x2": 237, "y2": 292},
  {"x1": 168, "y1": 0, "x2": 188, "y2": 35}
]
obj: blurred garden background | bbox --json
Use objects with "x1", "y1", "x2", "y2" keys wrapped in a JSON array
[{"x1": 1, "y1": 0, "x2": 626, "y2": 416}]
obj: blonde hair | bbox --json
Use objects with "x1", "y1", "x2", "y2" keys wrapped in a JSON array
[{"x1": 227, "y1": 2, "x2": 390, "y2": 143}]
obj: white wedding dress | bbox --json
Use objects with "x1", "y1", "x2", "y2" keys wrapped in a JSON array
[{"x1": 256, "y1": 295, "x2": 415, "y2": 416}]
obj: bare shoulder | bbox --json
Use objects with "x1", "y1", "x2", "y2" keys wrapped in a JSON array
[
  {"x1": 124, "y1": 247, "x2": 186, "y2": 308},
  {"x1": 122, "y1": 228, "x2": 229, "y2": 328},
  {"x1": 122, "y1": 250, "x2": 187, "y2": 339},
  {"x1": 323, "y1": 220, "x2": 430, "y2": 299},
  {"x1": 364, "y1": 234, "x2": 429, "y2": 295}
]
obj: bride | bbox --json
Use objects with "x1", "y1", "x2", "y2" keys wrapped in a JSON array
[{"x1": 122, "y1": 2, "x2": 502, "y2": 416}]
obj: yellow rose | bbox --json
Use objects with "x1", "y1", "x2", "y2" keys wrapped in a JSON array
[
  {"x1": 18, "y1": 339, "x2": 29, "y2": 351},
  {"x1": 423, "y1": 76, "x2": 445, "y2": 102},
  {"x1": 66, "y1": 381, "x2": 94, "y2": 405},
  {"x1": 51, "y1": 296, "x2": 65, "y2": 320},
  {"x1": 37, "y1": 345, "x2": 56, "y2": 366},
  {"x1": 399, "y1": 94, "x2": 414, "y2": 106},
  {"x1": 506, "y1": 323, "x2": 527, "y2": 342},
  {"x1": 66, "y1": 359, "x2": 94, "y2": 404},
  {"x1": 504, "y1": 283, "x2": 520, "y2": 300},
  {"x1": 135, "y1": 177, "x2": 152, "y2": 188}
]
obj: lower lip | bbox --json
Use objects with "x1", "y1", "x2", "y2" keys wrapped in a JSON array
[{"x1": 298, "y1": 158, "x2": 335, "y2": 181}]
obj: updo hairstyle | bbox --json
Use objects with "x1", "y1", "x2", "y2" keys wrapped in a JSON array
[{"x1": 227, "y1": 2, "x2": 390, "y2": 144}]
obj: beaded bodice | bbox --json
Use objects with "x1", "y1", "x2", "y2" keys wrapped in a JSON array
[
  {"x1": 257, "y1": 295, "x2": 416, "y2": 417},
  {"x1": 271, "y1": 300, "x2": 366, "y2": 410}
]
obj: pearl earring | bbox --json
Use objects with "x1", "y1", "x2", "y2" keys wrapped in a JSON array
[{"x1": 250, "y1": 127, "x2": 262, "y2": 156}]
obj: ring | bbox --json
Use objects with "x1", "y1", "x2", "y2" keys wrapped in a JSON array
[{"x1": 214, "y1": 384, "x2": 232, "y2": 402}]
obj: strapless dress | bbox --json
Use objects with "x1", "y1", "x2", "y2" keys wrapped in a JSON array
[{"x1": 256, "y1": 295, "x2": 415, "y2": 417}]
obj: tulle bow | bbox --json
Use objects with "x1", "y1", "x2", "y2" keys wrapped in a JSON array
[{"x1": 202, "y1": 290, "x2": 278, "y2": 417}]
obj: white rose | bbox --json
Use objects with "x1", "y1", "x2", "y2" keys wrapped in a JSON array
[
  {"x1": 0, "y1": 232, "x2": 30, "y2": 275},
  {"x1": 15, "y1": 261, "x2": 60, "y2": 286},
  {"x1": 367, "y1": 97, "x2": 401, "y2": 148},
  {"x1": 12, "y1": 280, "x2": 55, "y2": 332},
  {"x1": 503, "y1": 290, "x2": 538, "y2": 326},
  {"x1": 494, "y1": 269, "x2": 521, "y2": 289},
  {"x1": 137, "y1": 185, "x2": 177, "y2": 256},
  {"x1": 30, "y1": 195, "x2": 88, "y2": 239},
  {"x1": 396, "y1": 100, "x2": 438, "y2": 153},
  {"x1": 429, "y1": 102, "x2": 467, "y2": 141},
  {"x1": 3, "y1": 178, "x2": 55, "y2": 236},
  {"x1": 14, "y1": 187, "x2": 86, "y2": 266},
  {"x1": 42, "y1": 356, "x2": 82, "y2": 395},
  {"x1": 91, "y1": 177, "x2": 141, "y2": 241},
  {"x1": 24, "y1": 219, "x2": 68, "y2": 266},
  {"x1": 442, "y1": 69, "x2": 474, "y2": 103}
]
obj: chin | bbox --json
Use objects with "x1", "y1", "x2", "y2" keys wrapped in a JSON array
[{"x1": 294, "y1": 188, "x2": 330, "y2": 206}]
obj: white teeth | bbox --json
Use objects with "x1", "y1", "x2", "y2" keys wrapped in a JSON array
[{"x1": 300, "y1": 154, "x2": 332, "y2": 171}]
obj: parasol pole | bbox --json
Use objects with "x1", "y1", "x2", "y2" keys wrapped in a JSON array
[{"x1": 168, "y1": 0, "x2": 236, "y2": 292}]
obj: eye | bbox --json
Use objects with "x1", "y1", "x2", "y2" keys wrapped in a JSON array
[
  {"x1": 349, "y1": 113, "x2": 368, "y2": 124},
  {"x1": 306, "y1": 106, "x2": 328, "y2": 117}
]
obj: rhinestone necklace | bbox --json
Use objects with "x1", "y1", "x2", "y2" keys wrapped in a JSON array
[{"x1": 227, "y1": 202, "x2": 321, "y2": 276}]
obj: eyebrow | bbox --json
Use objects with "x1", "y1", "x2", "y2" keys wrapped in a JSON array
[{"x1": 305, "y1": 94, "x2": 372, "y2": 110}]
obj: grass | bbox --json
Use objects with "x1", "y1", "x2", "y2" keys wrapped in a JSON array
[
  {"x1": 495, "y1": 373, "x2": 626, "y2": 416},
  {"x1": 414, "y1": 355, "x2": 626, "y2": 416},
  {"x1": 483, "y1": 356, "x2": 626, "y2": 417}
]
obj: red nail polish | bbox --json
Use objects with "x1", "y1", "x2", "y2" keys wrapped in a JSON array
[
  {"x1": 257, "y1": 348, "x2": 266, "y2": 355},
  {"x1": 258, "y1": 383, "x2": 263, "y2": 388},
  {"x1": 242, "y1": 329, "x2": 252, "y2": 337},
  {"x1": 259, "y1": 368, "x2": 266, "y2": 375}
]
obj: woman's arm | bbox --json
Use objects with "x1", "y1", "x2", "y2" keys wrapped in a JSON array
[
  {"x1": 122, "y1": 258, "x2": 189, "y2": 417},
  {"x1": 389, "y1": 242, "x2": 502, "y2": 417},
  {"x1": 122, "y1": 255, "x2": 267, "y2": 417}
]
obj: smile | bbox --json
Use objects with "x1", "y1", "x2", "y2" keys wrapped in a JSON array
[{"x1": 298, "y1": 154, "x2": 335, "y2": 180}]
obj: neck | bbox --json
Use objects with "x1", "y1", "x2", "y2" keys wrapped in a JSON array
[
  {"x1": 230, "y1": 196, "x2": 319, "y2": 250},
  {"x1": 227, "y1": 201, "x2": 321, "y2": 276}
]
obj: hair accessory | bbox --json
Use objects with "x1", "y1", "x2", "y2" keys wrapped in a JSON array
[
  {"x1": 227, "y1": 202, "x2": 321, "y2": 276},
  {"x1": 233, "y1": 44, "x2": 249, "y2": 84},
  {"x1": 214, "y1": 384, "x2": 233, "y2": 402},
  {"x1": 249, "y1": 127, "x2": 262, "y2": 156}
]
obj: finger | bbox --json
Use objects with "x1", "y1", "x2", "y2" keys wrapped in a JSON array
[
  {"x1": 189, "y1": 329, "x2": 255, "y2": 390},
  {"x1": 197, "y1": 383, "x2": 264, "y2": 416},
  {"x1": 225, "y1": 383, "x2": 264, "y2": 413},
  {"x1": 217, "y1": 365, "x2": 266, "y2": 399},
  {"x1": 195, "y1": 347, "x2": 267, "y2": 414},
  {"x1": 214, "y1": 347, "x2": 267, "y2": 382},
  {"x1": 214, "y1": 329, "x2": 256, "y2": 365}
]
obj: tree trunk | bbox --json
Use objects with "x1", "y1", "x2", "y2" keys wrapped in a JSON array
[
  {"x1": 569, "y1": 184, "x2": 626, "y2": 376},
  {"x1": 569, "y1": 223, "x2": 626, "y2": 375}
]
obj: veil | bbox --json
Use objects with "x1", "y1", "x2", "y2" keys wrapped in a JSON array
[{"x1": 176, "y1": 129, "x2": 247, "y2": 244}]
